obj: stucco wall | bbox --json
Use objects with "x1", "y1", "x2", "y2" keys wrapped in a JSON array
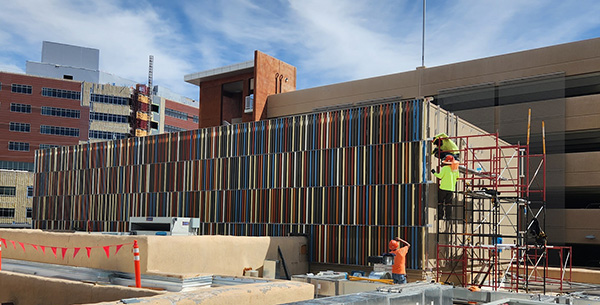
[
  {"x1": 0, "y1": 271, "x2": 161, "y2": 305},
  {"x1": 0, "y1": 229, "x2": 308, "y2": 277}
]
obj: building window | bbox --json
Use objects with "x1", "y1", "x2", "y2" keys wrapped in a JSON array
[
  {"x1": 0, "y1": 208, "x2": 15, "y2": 218},
  {"x1": 27, "y1": 186, "x2": 34, "y2": 197},
  {"x1": 91, "y1": 94, "x2": 130, "y2": 106},
  {"x1": 63, "y1": 75, "x2": 73, "y2": 80},
  {"x1": 11, "y1": 84, "x2": 32, "y2": 94},
  {"x1": 90, "y1": 112, "x2": 129, "y2": 123},
  {"x1": 10, "y1": 103, "x2": 32, "y2": 113},
  {"x1": 39, "y1": 144, "x2": 61, "y2": 150},
  {"x1": 165, "y1": 108, "x2": 188, "y2": 120},
  {"x1": 41, "y1": 106, "x2": 81, "y2": 118},
  {"x1": 88, "y1": 130, "x2": 129, "y2": 140},
  {"x1": 9, "y1": 122, "x2": 31, "y2": 132},
  {"x1": 192, "y1": 115, "x2": 199, "y2": 123},
  {"x1": 42, "y1": 87, "x2": 81, "y2": 100},
  {"x1": 164, "y1": 125, "x2": 186, "y2": 133},
  {"x1": 0, "y1": 186, "x2": 16, "y2": 196},
  {"x1": 40, "y1": 125, "x2": 80, "y2": 137},
  {"x1": 26, "y1": 208, "x2": 32, "y2": 218},
  {"x1": 0, "y1": 161, "x2": 33, "y2": 171},
  {"x1": 8, "y1": 141, "x2": 30, "y2": 151}
]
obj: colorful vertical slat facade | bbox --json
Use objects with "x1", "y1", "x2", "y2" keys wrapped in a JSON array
[{"x1": 34, "y1": 99, "x2": 428, "y2": 268}]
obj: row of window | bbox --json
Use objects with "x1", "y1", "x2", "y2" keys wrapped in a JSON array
[
  {"x1": 164, "y1": 125, "x2": 186, "y2": 133},
  {"x1": 90, "y1": 112, "x2": 129, "y2": 123},
  {"x1": 42, "y1": 87, "x2": 81, "y2": 100},
  {"x1": 11, "y1": 84, "x2": 80, "y2": 99},
  {"x1": 12, "y1": 84, "x2": 32, "y2": 94},
  {"x1": 0, "y1": 186, "x2": 32, "y2": 197},
  {"x1": 11, "y1": 103, "x2": 31, "y2": 113},
  {"x1": 42, "y1": 106, "x2": 80, "y2": 119},
  {"x1": 165, "y1": 108, "x2": 198, "y2": 123},
  {"x1": 0, "y1": 208, "x2": 15, "y2": 217},
  {"x1": 91, "y1": 94, "x2": 130, "y2": 106},
  {"x1": 88, "y1": 130, "x2": 129, "y2": 140},
  {"x1": 0, "y1": 208, "x2": 31, "y2": 218},
  {"x1": 40, "y1": 125, "x2": 80, "y2": 137},
  {"x1": 7, "y1": 124, "x2": 80, "y2": 136},
  {"x1": 9, "y1": 141, "x2": 29, "y2": 151},
  {"x1": 165, "y1": 108, "x2": 189, "y2": 120},
  {"x1": 39, "y1": 144, "x2": 61, "y2": 150},
  {"x1": 0, "y1": 161, "x2": 34, "y2": 171},
  {"x1": 0, "y1": 186, "x2": 16, "y2": 196},
  {"x1": 7, "y1": 142, "x2": 62, "y2": 152},
  {"x1": 9, "y1": 122, "x2": 30, "y2": 132}
]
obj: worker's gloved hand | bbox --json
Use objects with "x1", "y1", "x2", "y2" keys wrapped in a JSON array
[{"x1": 431, "y1": 169, "x2": 436, "y2": 174}]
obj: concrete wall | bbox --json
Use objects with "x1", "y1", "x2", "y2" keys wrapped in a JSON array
[
  {"x1": 0, "y1": 229, "x2": 308, "y2": 277},
  {"x1": 90, "y1": 281, "x2": 314, "y2": 305},
  {"x1": 267, "y1": 38, "x2": 600, "y2": 118},
  {"x1": 565, "y1": 151, "x2": 600, "y2": 187},
  {"x1": 0, "y1": 271, "x2": 161, "y2": 305},
  {"x1": 565, "y1": 94, "x2": 600, "y2": 131},
  {"x1": 546, "y1": 209, "x2": 600, "y2": 245}
]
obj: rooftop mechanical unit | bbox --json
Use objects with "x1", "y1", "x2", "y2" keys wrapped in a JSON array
[{"x1": 129, "y1": 217, "x2": 199, "y2": 236}]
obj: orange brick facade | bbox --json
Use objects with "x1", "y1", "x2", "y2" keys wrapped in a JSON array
[{"x1": 197, "y1": 51, "x2": 296, "y2": 128}]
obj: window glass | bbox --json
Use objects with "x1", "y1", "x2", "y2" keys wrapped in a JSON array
[
  {"x1": 10, "y1": 103, "x2": 32, "y2": 113},
  {"x1": 0, "y1": 186, "x2": 16, "y2": 196},
  {"x1": 8, "y1": 141, "x2": 30, "y2": 151},
  {"x1": 11, "y1": 84, "x2": 32, "y2": 94}
]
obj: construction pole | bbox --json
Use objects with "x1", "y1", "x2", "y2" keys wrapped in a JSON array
[
  {"x1": 527, "y1": 109, "x2": 531, "y2": 146},
  {"x1": 542, "y1": 121, "x2": 547, "y2": 295},
  {"x1": 422, "y1": 0, "x2": 426, "y2": 67},
  {"x1": 0, "y1": 240, "x2": 2, "y2": 271},
  {"x1": 133, "y1": 240, "x2": 141, "y2": 288}
]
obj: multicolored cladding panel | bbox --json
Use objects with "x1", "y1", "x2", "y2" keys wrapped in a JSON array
[{"x1": 34, "y1": 100, "x2": 428, "y2": 267}]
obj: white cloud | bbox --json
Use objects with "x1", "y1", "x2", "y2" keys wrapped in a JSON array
[
  {"x1": 0, "y1": 0, "x2": 197, "y2": 98},
  {"x1": 0, "y1": 0, "x2": 599, "y2": 97},
  {"x1": 0, "y1": 62, "x2": 25, "y2": 74}
]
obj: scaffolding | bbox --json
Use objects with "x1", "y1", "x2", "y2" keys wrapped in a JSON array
[{"x1": 435, "y1": 133, "x2": 572, "y2": 293}]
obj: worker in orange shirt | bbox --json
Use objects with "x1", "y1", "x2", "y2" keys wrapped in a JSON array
[{"x1": 388, "y1": 237, "x2": 411, "y2": 284}]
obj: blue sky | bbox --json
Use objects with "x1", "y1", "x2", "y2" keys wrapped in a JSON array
[{"x1": 1, "y1": 0, "x2": 600, "y2": 100}]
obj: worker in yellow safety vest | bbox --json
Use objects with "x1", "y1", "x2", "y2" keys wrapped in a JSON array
[
  {"x1": 431, "y1": 133, "x2": 459, "y2": 161},
  {"x1": 431, "y1": 155, "x2": 459, "y2": 220}
]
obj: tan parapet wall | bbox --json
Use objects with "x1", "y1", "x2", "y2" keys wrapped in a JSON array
[
  {"x1": 144, "y1": 235, "x2": 308, "y2": 277},
  {"x1": 0, "y1": 229, "x2": 142, "y2": 273},
  {"x1": 0, "y1": 271, "x2": 162, "y2": 305},
  {"x1": 91, "y1": 281, "x2": 314, "y2": 305},
  {"x1": 0, "y1": 229, "x2": 309, "y2": 277}
]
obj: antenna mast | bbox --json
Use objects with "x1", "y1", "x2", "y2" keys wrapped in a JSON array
[{"x1": 147, "y1": 55, "x2": 154, "y2": 132}]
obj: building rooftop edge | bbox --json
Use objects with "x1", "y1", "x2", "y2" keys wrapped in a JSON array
[{"x1": 184, "y1": 60, "x2": 254, "y2": 86}]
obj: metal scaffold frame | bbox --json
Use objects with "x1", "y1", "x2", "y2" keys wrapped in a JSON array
[{"x1": 435, "y1": 132, "x2": 572, "y2": 293}]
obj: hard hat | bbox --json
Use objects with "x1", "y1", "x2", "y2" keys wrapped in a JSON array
[
  {"x1": 442, "y1": 155, "x2": 455, "y2": 164},
  {"x1": 388, "y1": 240, "x2": 399, "y2": 251}
]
